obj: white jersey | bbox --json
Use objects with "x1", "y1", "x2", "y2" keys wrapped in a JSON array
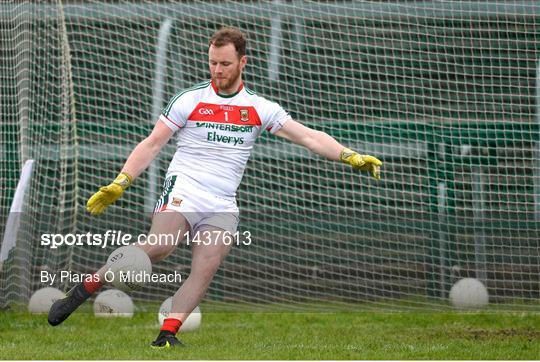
[{"x1": 158, "y1": 80, "x2": 291, "y2": 198}]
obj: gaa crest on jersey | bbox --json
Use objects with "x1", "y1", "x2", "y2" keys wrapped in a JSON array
[
  {"x1": 171, "y1": 197, "x2": 182, "y2": 206},
  {"x1": 239, "y1": 109, "x2": 249, "y2": 122}
]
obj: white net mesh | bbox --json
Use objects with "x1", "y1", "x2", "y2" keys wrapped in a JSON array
[{"x1": 1, "y1": 1, "x2": 539, "y2": 311}]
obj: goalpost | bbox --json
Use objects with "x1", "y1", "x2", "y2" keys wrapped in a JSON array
[
  {"x1": 1, "y1": 1, "x2": 538, "y2": 311},
  {"x1": 0, "y1": 159, "x2": 34, "y2": 306}
]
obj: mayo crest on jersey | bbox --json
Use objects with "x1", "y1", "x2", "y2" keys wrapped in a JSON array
[{"x1": 159, "y1": 80, "x2": 291, "y2": 198}]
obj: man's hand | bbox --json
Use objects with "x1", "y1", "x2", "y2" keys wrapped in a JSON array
[
  {"x1": 340, "y1": 148, "x2": 382, "y2": 180},
  {"x1": 86, "y1": 172, "x2": 133, "y2": 215}
]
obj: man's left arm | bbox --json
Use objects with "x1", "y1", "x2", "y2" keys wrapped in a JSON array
[{"x1": 273, "y1": 119, "x2": 382, "y2": 179}]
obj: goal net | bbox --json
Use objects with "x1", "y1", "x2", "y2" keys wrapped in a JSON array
[{"x1": 1, "y1": 0, "x2": 539, "y2": 311}]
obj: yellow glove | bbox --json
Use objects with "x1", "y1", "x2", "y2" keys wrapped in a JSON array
[
  {"x1": 86, "y1": 172, "x2": 132, "y2": 215},
  {"x1": 340, "y1": 147, "x2": 382, "y2": 180}
]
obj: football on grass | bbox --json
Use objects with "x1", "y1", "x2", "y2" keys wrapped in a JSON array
[
  {"x1": 106, "y1": 246, "x2": 152, "y2": 292},
  {"x1": 449, "y1": 277, "x2": 489, "y2": 309},
  {"x1": 158, "y1": 297, "x2": 202, "y2": 332},
  {"x1": 28, "y1": 287, "x2": 65, "y2": 313},
  {"x1": 93, "y1": 289, "x2": 134, "y2": 317}
]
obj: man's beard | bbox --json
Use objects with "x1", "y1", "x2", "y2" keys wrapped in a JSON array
[{"x1": 213, "y1": 66, "x2": 241, "y2": 92}]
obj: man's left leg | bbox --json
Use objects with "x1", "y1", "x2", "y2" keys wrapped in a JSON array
[{"x1": 151, "y1": 225, "x2": 233, "y2": 348}]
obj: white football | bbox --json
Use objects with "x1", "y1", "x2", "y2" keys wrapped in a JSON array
[
  {"x1": 158, "y1": 297, "x2": 202, "y2": 332},
  {"x1": 449, "y1": 278, "x2": 489, "y2": 309},
  {"x1": 93, "y1": 289, "x2": 134, "y2": 318},
  {"x1": 28, "y1": 287, "x2": 65, "y2": 313},
  {"x1": 105, "y1": 246, "x2": 152, "y2": 292}
]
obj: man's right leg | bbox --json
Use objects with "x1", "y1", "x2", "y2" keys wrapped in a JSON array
[{"x1": 48, "y1": 211, "x2": 189, "y2": 326}]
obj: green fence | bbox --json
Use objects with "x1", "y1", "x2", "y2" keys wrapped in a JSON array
[{"x1": 1, "y1": 2, "x2": 539, "y2": 303}]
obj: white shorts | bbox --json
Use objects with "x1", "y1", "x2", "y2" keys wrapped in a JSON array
[{"x1": 153, "y1": 175, "x2": 239, "y2": 233}]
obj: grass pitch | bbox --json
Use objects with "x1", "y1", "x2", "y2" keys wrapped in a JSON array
[{"x1": 0, "y1": 306, "x2": 538, "y2": 360}]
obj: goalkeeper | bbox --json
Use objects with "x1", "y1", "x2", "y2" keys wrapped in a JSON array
[{"x1": 48, "y1": 27, "x2": 382, "y2": 348}]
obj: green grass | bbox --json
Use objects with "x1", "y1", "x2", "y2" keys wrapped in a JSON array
[{"x1": 0, "y1": 307, "x2": 538, "y2": 360}]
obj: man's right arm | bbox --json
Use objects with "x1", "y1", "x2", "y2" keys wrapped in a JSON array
[
  {"x1": 86, "y1": 120, "x2": 174, "y2": 215},
  {"x1": 120, "y1": 120, "x2": 174, "y2": 180}
]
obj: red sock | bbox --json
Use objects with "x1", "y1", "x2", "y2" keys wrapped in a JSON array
[
  {"x1": 82, "y1": 274, "x2": 103, "y2": 294},
  {"x1": 161, "y1": 318, "x2": 182, "y2": 334}
]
